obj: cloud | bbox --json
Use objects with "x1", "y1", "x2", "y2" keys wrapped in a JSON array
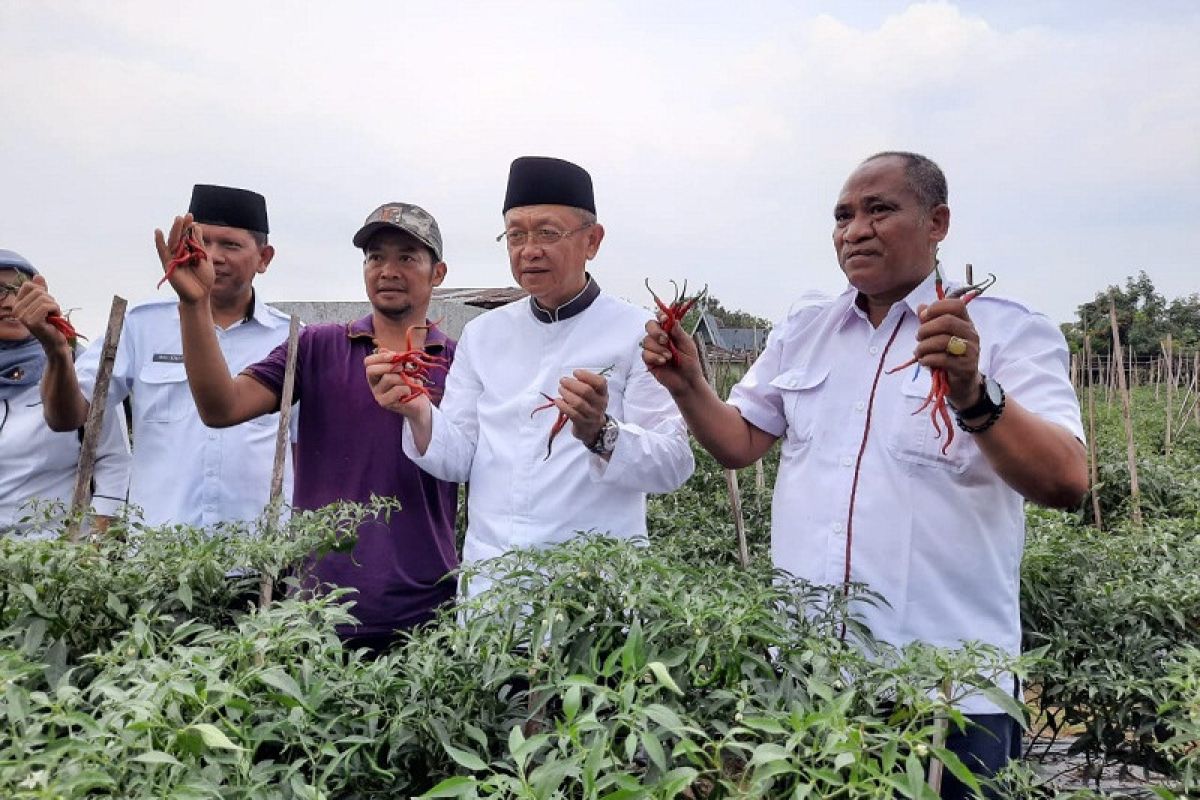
[{"x1": 1, "y1": 1, "x2": 1197, "y2": 336}]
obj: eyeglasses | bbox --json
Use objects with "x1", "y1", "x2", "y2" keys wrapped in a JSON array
[
  {"x1": 495, "y1": 223, "x2": 593, "y2": 248},
  {"x1": 0, "y1": 283, "x2": 20, "y2": 298}
]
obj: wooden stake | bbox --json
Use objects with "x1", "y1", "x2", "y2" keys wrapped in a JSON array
[
  {"x1": 1084, "y1": 334, "x2": 1102, "y2": 530},
  {"x1": 693, "y1": 331, "x2": 750, "y2": 569},
  {"x1": 69, "y1": 296, "x2": 127, "y2": 542},
  {"x1": 1109, "y1": 300, "x2": 1141, "y2": 527},
  {"x1": 260, "y1": 314, "x2": 301, "y2": 607},
  {"x1": 1163, "y1": 335, "x2": 1174, "y2": 456},
  {"x1": 927, "y1": 678, "x2": 954, "y2": 795}
]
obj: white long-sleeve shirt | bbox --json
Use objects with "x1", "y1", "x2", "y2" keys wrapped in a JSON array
[
  {"x1": 729, "y1": 272, "x2": 1084, "y2": 713},
  {"x1": 74, "y1": 295, "x2": 294, "y2": 529},
  {"x1": 1, "y1": 380, "x2": 131, "y2": 538},
  {"x1": 404, "y1": 288, "x2": 694, "y2": 575}
]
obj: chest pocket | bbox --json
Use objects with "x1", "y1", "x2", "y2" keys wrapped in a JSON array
[
  {"x1": 137, "y1": 362, "x2": 192, "y2": 423},
  {"x1": 886, "y1": 369, "x2": 970, "y2": 473},
  {"x1": 769, "y1": 366, "x2": 829, "y2": 448}
]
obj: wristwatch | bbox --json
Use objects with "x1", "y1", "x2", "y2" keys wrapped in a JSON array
[
  {"x1": 587, "y1": 414, "x2": 620, "y2": 456},
  {"x1": 953, "y1": 375, "x2": 1006, "y2": 433}
]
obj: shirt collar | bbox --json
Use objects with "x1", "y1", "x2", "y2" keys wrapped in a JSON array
[
  {"x1": 246, "y1": 290, "x2": 280, "y2": 328},
  {"x1": 834, "y1": 269, "x2": 942, "y2": 331},
  {"x1": 347, "y1": 314, "x2": 448, "y2": 353},
  {"x1": 528, "y1": 273, "x2": 600, "y2": 324}
]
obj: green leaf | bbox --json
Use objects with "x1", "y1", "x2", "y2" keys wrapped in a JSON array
[
  {"x1": 257, "y1": 667, "x2": 305, "y2": 703},
  {"x1": 419, "y1": 776, "x2": 477, "y2": 798},
  {"x1": 740, "y1": 715, "x2": 786, "y2": 734},
  {"x1": 562, "y1": 683, "x2": 581, "y2": 723},
  {"x1": 443, "y1": 744, "x2": 488, "y2": 772},
  {"x1": 646, "y1": 661, "x2": 683, "y2": 696},
  {"x1": 176, "y1": 580, "x2": 193, "y2": 611},
  {"x1": 187, "y1": 723, "x2": 243, "y2": 751},
  {"x1": 134, "y1": 750, "x2": 183, "y2": 766},
  {"x1": 643, "y1": 703, "x2": 684, "y2": 730}
]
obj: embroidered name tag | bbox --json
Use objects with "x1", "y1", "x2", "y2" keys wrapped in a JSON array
[{"x1": 152, "y1": 353, "x2": 185, "y2": 363}]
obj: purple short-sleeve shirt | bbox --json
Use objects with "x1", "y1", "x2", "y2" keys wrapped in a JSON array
[{"x1": 244, "y1": 315, "x2": 458, "y2": 635}]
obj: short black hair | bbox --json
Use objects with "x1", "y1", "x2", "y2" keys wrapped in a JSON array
[
  {"x1": 248, "y1": 231, "x2": 269, "y2": 248},
  {"x1": 863, "y1": 151, "x2": 947, "y2": 210}
]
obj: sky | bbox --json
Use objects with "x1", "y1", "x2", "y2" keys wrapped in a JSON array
[{"x1": 2, "y1": 0, "x2": 1198, "y2": 339}]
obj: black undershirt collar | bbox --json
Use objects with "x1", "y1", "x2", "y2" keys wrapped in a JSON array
[{"x1": 529, "y1": 274, "x2": 600, "y2": 324}]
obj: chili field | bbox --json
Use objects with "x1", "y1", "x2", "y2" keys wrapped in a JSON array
[{"x1": 1, "y1": 383, "x2": 1197, "y2": 798}]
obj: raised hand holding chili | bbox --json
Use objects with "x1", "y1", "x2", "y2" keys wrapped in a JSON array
[
  {"x1": 157, "y1": 225, "x2": 209, "y2": 290},
  {"x1": 645, "y1": 279, "x2": 707, "y2": 366}
]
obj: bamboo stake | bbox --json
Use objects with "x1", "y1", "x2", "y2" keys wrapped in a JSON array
[
  {"x1": 1108, "y1": 300, "x2": 1142, "y2": 527},
  {"x1": 1163, "y1": 335, "x2": 1174, "y2": 456},
  {"x1": 1084, "y1": 334, "x2": 1102, "y2": 530},
  {"x1": 69, "y1": 296, "x2": 127, "y2": 542},
  {"x1": 693, "y1": 331, "x2": 750, "y2": 569},
  {"x1": 259, "y1": 315, "x2": 301, "y2": 607},
  {"x1": 927, "y1": 678, "x2": 954, "y2": 795}
]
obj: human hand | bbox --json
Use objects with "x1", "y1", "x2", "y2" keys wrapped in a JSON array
[
  {"x1": 364, "y1": 349, "x2": 431, "y2": 418},
  {"x1": 912, "y1": 299, "x2": 983, "y2": 410},
  {"x1": 558, "y1": 368, "x2": 610, "y2": 446},
  {"x1": 642, "y1": 317, "x2": 706, "y2": 397},
  {"x1": 13, "y1": 276, "x2": 70, "y2": 351},
  {"x1": 153, "y1": 213, "x2": 213, "y2": 304}
]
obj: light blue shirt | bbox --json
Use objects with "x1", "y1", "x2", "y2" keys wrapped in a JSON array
[{"x1": 74, "y1": 294, "x2": 294, "y2": 529}]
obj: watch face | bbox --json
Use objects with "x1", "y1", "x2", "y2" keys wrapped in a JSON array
[{"x1": 985, "y1": 378, "x2": 1004, "y2": 406}]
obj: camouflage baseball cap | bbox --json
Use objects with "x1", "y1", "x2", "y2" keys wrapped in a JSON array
[{"x1": 352, "y1": 202, "x2": 443, "y2": 262}]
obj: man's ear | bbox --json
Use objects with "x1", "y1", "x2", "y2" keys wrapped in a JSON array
[
  {"x1": 257, "y1": 244, "x2": 276, "y2": 274},
  {"x1": 432, "y1": 261, "x2": 447, "y2": 287},
  {"x1": 585, "y1": 223, "x2": 605, "y2": 260},
  {"x1": 928, "y1": 204, "x2": 950, "y2": 245}
]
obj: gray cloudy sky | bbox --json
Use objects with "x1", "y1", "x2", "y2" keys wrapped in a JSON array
[{"x1": 2, "y1": 0, "x2": 1197, "y2": 338}]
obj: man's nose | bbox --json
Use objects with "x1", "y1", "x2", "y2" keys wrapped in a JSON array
[{"x1": 843, "y1": 212, "x2": 874, "y2": 242}]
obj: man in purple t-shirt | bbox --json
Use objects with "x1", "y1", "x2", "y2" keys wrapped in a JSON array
[{"x1": 157, "y1": 202, "x2": 458, "y2": 653}]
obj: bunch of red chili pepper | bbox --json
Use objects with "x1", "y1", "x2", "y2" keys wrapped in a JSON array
[
  {"x1": 532, "y1": 365, "x2": 615, "y2": 461},
  {"x1": 385, "y1": 324, "x2": 447, "y2": 403},
  {"x1": 9, "y1": 274, "x2": 86, "y2": 349},
  {"x1": 645, "y1": 279, "x2": 708, "y2": 366},
  {"x1": 887, "y1": 264, "x2": 997, "y2": 454},
  {"x1": 158, "y1": 226, "x2": 209, "y2": 289}
]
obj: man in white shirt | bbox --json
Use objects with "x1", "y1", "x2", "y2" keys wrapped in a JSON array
[
  {"x1": 17, "y1": 185, "x2": 293, "y2": 529},
  {"x1": 1, "y1": 250, "x2": 131, "y2": 538},
  {"x1": 641, "y1": 152, "x2": 1088, "y2": 797},
  {"x1": 367, "y1": 156, "x2": 693, "y2": 594}
]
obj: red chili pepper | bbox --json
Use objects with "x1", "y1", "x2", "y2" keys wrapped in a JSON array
[
  {"x1": 885, "y1": 267, "x2": 998, "y2": 455},
  {"x1": 531, "y1": 366, "x2": 615, "y2": 460},
  {"x1": 645, "y1": 279, "x2": 708, "y2": 366},
  {"x1": 384, "y1": 324, "x2": 448, "y2": 403},
  {"x1": 158, "y1": 227, "x2": 209, "y2": 289},
  {"x1": 47, "y1": 312, "x2": 86, "y2": 349}
]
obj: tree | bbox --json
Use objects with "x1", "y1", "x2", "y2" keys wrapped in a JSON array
[
  {"x1": 1063, "y1": 271, "x2": 1197, "y2": 355},
  {"x1": 699, "y1": 294, "x2": 772, "y2": 331}
]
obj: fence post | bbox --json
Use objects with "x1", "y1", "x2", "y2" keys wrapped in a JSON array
[
  {"x1": 260, "y1": 315, "x2": 301, "y2": 607},
  {"x1": 1109, "y1": 300, "x2": 1142, "y2": 528},
  {"x1": 1084, "y1": 335, "x2": 1102, "y2": 530},
  {"x1": 69, "y1": 295, "x2": 127, "y2": 542},
  {"x1": 693, "y1": 332, "x2": 750, "y2": 569}
]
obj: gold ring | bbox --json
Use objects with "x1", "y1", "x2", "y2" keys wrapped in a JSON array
[{"x1": 946, "y1": 336, "x2": 968, "y2": 356}]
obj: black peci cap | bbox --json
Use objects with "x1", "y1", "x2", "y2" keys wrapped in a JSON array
[
  {"x1": 188, "y1": 185, "x2": 269, "y2": 234},
  {"x1": 502, "y1": 156, "x2": 595, "y2": 215}
]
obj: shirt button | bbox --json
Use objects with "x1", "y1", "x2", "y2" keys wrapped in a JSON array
[
  {"x1": 206, "y1": 470, "x2": 215, "y2": 477},
  {"x1": 841, "y1": 456, "x2": 853, "y2": 467},
  {"x1": 207, "y1": 433, "x2": 217, "y2": 441},
  {"x1": 833, "y1": 522, "x2": 844, "y2": 534},
  {"x1": 855, "y1": 401, "x2": 866, "y2": 412},
  {"x1": 868, "y1": 346, "x2": 879, "y2": 355}
]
